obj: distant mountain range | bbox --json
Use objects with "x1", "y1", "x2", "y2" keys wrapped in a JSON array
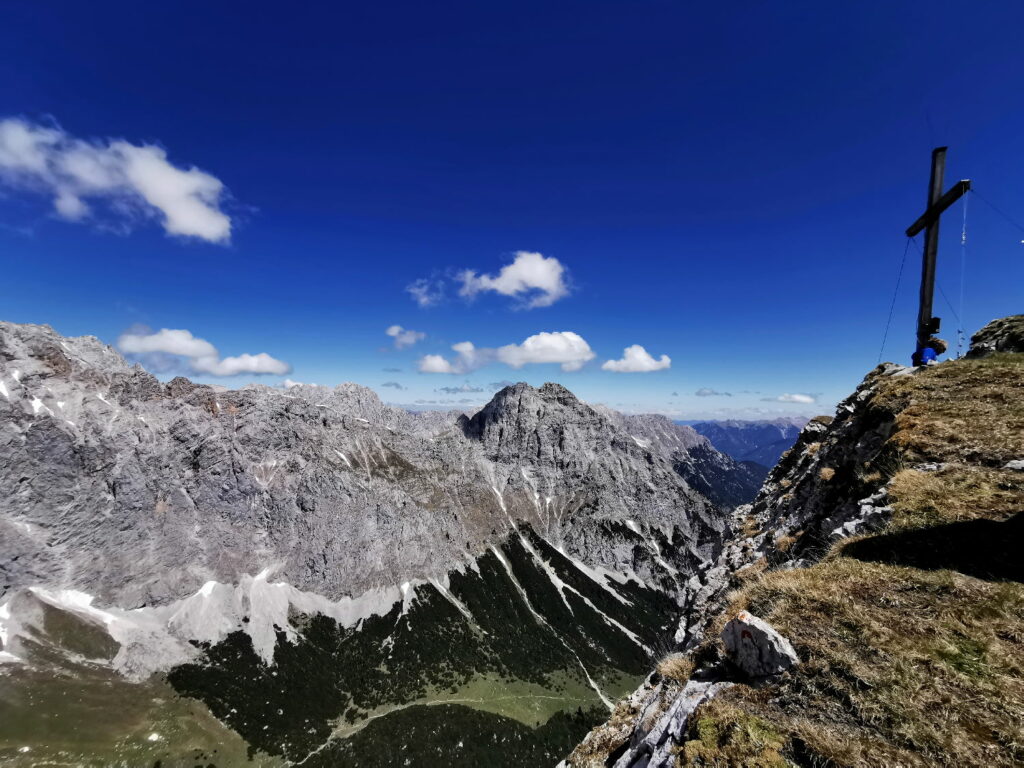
[
  {"x1": 0, "y1": 320, "x2": 760, "y2": 767},
  {"x1": 679, "y1": 417, "x2": 809, "y2": 468}
]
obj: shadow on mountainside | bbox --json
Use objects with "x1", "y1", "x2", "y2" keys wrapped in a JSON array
[{"x1": 841, "y1": 511, "x2": 1024, "y2": 582}]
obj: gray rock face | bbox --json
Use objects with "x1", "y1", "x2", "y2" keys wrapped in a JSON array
[
  {"x1": 966, "y1": 314, "x2": 1024, "y2": 358},
  {"x1": 721, "y1": 610, "x2": 799, "y2": 678},
  {"x1": 602, "y1": 412, "x2": 768, "y2": 510},
  {"x1": 610, "y1": 679, "x2": 733, "y2": 768},
  {"x1": 0, "y1": 322, "x2": 734, "y2": 608}
]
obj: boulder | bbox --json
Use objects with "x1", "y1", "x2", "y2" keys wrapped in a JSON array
[{"x1": 721, "y1": 610, "x2": 799, "y2": 678}]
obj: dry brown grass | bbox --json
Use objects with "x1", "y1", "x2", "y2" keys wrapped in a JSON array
[
  {"x1": 739, "y1": 515, "x2": 761, "y2": 538},
  {"x1": 733, "y1": 557, "x2": 770, "y2": 587},
  {"x1": 874, "y1": 353, "x2": 1024, "y2": 466},
  {"x1": 774, "y1": 534, "x2": 797, "y2": 553},
  {"x1": 656, "y1": 653, "x2": 694, "y2": 684},
  {"x1": 886, "y1": 464, "x2": 1024, "y2": 532},
  {"x1": 818, "y1": 467, "x2": 835, "y2": 481},
  {"x1": 690, "y1": 559, "x2": 1024, "y2": 766}
]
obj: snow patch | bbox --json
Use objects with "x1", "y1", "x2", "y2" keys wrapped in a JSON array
[
  {"x1": 631, "y1": 435, "x2": 651, "y2": 449},
  {"x1": 29, "y1": 397, "x2": 52, "y2": 416}
]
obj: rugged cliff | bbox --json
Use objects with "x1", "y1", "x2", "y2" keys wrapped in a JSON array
[
  {"x1": 0, "y1": 320, "x2": 745, "y2": 766},
  {"x1": 568, "y1": 315, "x2": 1024, "y2": 768}
]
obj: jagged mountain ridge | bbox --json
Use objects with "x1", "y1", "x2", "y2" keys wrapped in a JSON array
[
  {"x1": 0, "y1": 322, "x2": 727, "y2": 606},
  {"x1": 598, "y1": 410, "x2": 767, "y2": 510},
  {"x1": 0, "y1": 320, "x2": 746, "y2": 766}
]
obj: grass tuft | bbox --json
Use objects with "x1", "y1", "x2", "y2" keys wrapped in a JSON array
[{"x1": 656, "y1": 653, "x2": 694, "y2": 684}]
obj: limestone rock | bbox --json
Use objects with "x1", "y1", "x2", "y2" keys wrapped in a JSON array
[
  {"x1": 611, "y1": 679, "x2": 733, "y2": 768},
  {"x1": 966, "y1": 315, "x2": 1024, "y2": 358},
  {"x1": 721, "y1": 610, "x2": 799, "y2": 678},
  {"x1": 0, "y1": 320, "x2": 731, "y2": 607}
]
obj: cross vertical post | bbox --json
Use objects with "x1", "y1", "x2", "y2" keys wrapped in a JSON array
[
  {"x1": 904, "y1": 148, "x2": 970, "y2": 365},
  {"x1": 916, "y1": 147, "x2": 946, "y2": 361}
]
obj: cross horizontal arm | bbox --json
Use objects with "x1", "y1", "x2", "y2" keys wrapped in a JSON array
[{"x1": 905, "y1": 179, "x2": 971, "y2": 237}]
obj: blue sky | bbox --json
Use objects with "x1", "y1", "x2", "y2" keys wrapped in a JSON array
[{"x1": 1, "y1": 1, "x2": 1022, "y2": 418}]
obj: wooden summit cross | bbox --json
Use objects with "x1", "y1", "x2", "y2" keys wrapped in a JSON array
[{"x1": 905, "y1": 147, "x2": 970, "y2": 365}]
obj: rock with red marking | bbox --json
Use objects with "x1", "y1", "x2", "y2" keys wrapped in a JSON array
[{"x1": 721, "y1": 610, "x2": 799, "y2": 678}]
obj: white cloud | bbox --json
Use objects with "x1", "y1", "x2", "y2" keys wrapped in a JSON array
[
  {"x1": 117, "y1": 328, "x2": 290, "y2": 377},
  {"x1": 117, "y1": 328, "x2": 217, "y2": 359},
  {"x1": 762, "y1": 393, "x2": 817, "y2": 404},
  {"x1": 458, "y1": 251, "x2": 569, "y2": 309},
  {"x1": 417, "y1": 341, "x2": 486, "y2": 374},
  {"x1": 418, "y1": 354, "x2": 456, "y2": 374},
  {"x1": 406, "y1": 278, "x2": 444, "y2": 308},
  {"x1": 695, "y1": 387, "x2": 732, "y2": 397},
  {"x1": 601, "y1": 344, "x2": 671, "y2": 373},
  {"x1": 191, "y1": 353, "x2": 290, "y2": 376},
  {"x1": 497, "y1": 331, "x2": 594, "y2": 371},
  {"x1": 418, "y1": 332, "x2": 594, "y2": 374},
  {"x1": 385, "y1": 324, "x2": 426, "y2": 349},
  {"x1": 0, "y1": 117, "x2": 232, "y2": 242}
]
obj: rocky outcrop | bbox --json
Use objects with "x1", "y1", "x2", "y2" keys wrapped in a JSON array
[
  {"x1": 609, "y1": 679, "x2": 734, "y2": 768},
  {"x1": 965, "y1": 314, "x2": 1024, "y2": 358},
  {"x1": 565, "y1": 367, "x2": 916, "y2": 765},
  {"x1": 721, "y1": 611, "x2": 799, "y2": 679}
]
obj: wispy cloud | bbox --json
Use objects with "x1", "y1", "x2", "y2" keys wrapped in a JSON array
[
  {"x1": 0, "y1": 117, "x2": 232, "y2": 242},
  {"x1": 601, "y1": 344, "x2": 671, "y2": 373},
  {"x1": 436, "y1": 383, "x2": 483, "y2": 394},
  {"x1": 695, "y1": 387, "x2": 732, "y2": 397},
  {"x1": 385, "y1": 324, "x2": 426, "y2": 349},
  {"x1": 406, "y1": 277, "x2": 444, "y2": 308},
  {"x1": 117, "y1": 327, "x2": 290, "y2": 377},
  {"x1": 382, "y1": 367, "x2": 403, "y2": 373},
  {"x1": 381, "y1": 381, "x2": 406, "y2": 390}
]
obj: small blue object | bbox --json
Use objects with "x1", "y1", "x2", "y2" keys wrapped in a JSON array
[{"x1": 920, "y1": 347, "x2": 938, "y2": 364}]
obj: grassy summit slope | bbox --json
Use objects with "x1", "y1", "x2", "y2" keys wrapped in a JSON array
[{"x1": 681, "y1": 349, "x2": 1024, "y2": 766}]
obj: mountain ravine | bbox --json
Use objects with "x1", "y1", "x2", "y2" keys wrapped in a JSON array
[{"x1": 0, "y1": 321, "x2": 750, "y2": 767}]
